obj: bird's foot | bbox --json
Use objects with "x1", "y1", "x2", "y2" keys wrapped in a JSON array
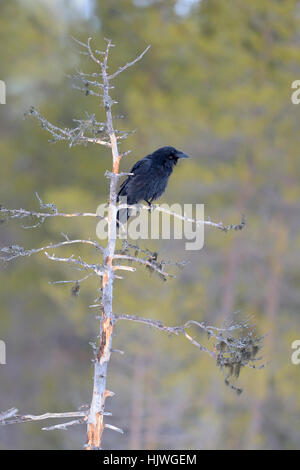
[
  {"x1": 145, "y1": 200, "x2": 155, "y2": 212},
  {"x1": 148, "y1": 203, "x2": 157, "y2": 213}
]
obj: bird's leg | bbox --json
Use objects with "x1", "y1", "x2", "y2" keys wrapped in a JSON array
[{"x1": 145, "y1": 199, "x2": 153, "y2": 212}]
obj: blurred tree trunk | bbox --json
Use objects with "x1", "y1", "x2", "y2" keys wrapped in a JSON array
[
  {"x1": 246, "y1": 222, "x2": 287, "y2": 449},
  {"x1": 129, "y1": 356, "x2": 145, "y2": 449}
]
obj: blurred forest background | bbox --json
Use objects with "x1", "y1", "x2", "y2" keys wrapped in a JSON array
[{"x1": 0, "y1": 0, "x2": 300, "y2": 450}]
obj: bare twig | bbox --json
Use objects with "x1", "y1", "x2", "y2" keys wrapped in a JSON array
[
  {"x1": 108, "y1": 45, "x2": 151, "y2": 79},
  {"x1": 0, "y1": 408, "x2": 18, "y2": 422},
  {"x1": 0, "y1": 204, "x2": 105, "y2": 228},
  {"x1": 49, "y1": 273, "x2": 93, "y2": 285},
  {"x1": 104, "y1": 423, "x2": 124, "y2": 434},
  {"x1": 42, "y1": 418, "x2": 86, "y2": 431},
  {"x1": 113, "y1": 253, "x2": 173, "y2": 279},
  {"x1": 114, "y1": 313, "x2": 215, "y2": 357},
  {"x1": 0, "y1": 239, "x2": 103, "y2": 263},
  {"x1": 138, "y1": 204, "x2": 246, "y2": 233},
  {"x1": 44, "y1": 252, "x2": 104, "y2": 276},
  {"x1": 1, "y1": 410, "x2": 88, "y2": 426},
  {"x1": 0, "y1": 408, "x2": 114, "y2": 432},
  {"x1": 26, "y1": 107, "x2": 111, "y2": 147}
]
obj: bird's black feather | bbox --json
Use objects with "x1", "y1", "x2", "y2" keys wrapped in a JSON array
[{"x1": 117, "y1": 146, "x2": 189, "y2": 224}]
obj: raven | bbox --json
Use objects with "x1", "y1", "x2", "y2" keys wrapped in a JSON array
[{"x1": 117, "y1": 146, "x2": 189, "y2": 224}]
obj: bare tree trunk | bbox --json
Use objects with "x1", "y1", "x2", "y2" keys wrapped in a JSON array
[
  {"x1": 246, "y1": 221, "x2": 287, "y2": 449},
  {"x1": 86, "y1": 41, "x2": 121, "y2": 450},
  {"x1": 145, "y1": 377, "x2": 161, "y2": 450},
  {"x1": 220, "y1": 173, "x2": 252, "y2": 319}
]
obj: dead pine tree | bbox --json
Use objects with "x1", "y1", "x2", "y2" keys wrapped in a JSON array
[{"x1": 0, "y1": 38, "x2": 265, "y2": 450}]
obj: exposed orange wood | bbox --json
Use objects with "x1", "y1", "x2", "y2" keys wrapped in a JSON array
[{"x1": 113, "y1": 155, "x2": 121, "y2": 174}]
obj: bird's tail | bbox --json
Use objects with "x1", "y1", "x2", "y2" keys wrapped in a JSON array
[
  {"x1": 116, "y1": 206, "x2": 131, "y2": 226},
  {"x1": 116, "y1": 195, "x2": 132, "y2": 232}
]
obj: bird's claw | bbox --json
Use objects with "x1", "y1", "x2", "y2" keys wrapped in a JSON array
[
  {"x1": 145, "y1": 200, "x2": 156, "y2": 212},
  {"x1": 148, "y1": 203, "x2": 157, "y2": 213}
]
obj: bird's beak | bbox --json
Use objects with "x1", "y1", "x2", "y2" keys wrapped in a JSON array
[{"x1": 176, "y1": 151, "x2": 190, "y2": 159}]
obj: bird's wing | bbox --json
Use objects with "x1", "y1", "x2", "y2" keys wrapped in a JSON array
[{"x1": 118, "y1": 157, "x2": 152, "y2": 199}]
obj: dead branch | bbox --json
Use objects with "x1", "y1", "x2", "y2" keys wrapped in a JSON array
[
  {"x1": 26, "y1": 107, "x2": 111, "y2": 147},
  {"x1": 1, "y1": 410, "x2": 87, "y2": 426},
  {"x1": 0, "y1": 408, "x2": 116, "y2": 432},
  {"x1": 49, "y1": 273, "x2": 93, "y2": 285},
  {"x1": 0, "y1": 408, "x2": 18, "y2": 422},
  {"x1": 0, "y1": 196, "x2": 244, "y2": 234},
  {"x1": 108, "y1": 45, "x2": 151, "y2": 79},
  {"x1": 138, "y1": 204, "x2": 246, "y2": 233},
  {"x1": 44, "y1": 251, "x2": 104, "y2": 276},
  {"x1": 113, "y1": 253, "x2": 174, "y2": 279},
  {"x1": 114, "y1": 313, "x2": 265, "y2": 394},
  {"x1": 0, "y1": 238, "x2": 103, "y2": 263},
  {"x1": 42, "y1": 419, "x2": 85, "y2": 431},
  {"x1": 0, "y1": 191, "x2": 105, "y2": 229}
]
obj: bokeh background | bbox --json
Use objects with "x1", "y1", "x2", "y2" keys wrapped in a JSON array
[{"x1": 0, "y1": 0, "x2": 300, "y2": 450}]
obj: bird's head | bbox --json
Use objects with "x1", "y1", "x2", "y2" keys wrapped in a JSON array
[{"x1": 151, "y1": 146, "x2": 190, "y2": 167}]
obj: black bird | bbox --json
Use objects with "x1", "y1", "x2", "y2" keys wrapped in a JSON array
[{"x1": 117, "y1": 146, "x2": 189, "y2": 223}]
